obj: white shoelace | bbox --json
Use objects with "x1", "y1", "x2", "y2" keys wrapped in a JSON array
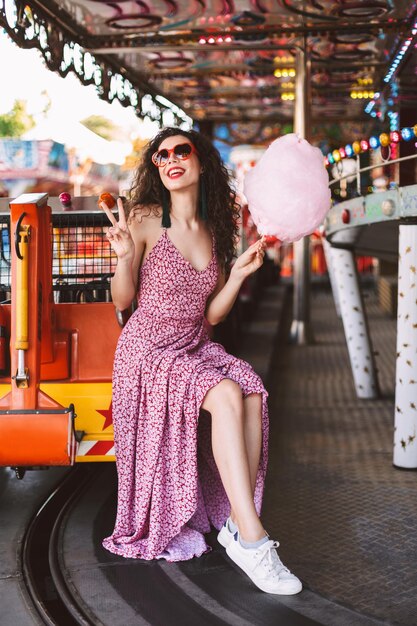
[{"x1": 252, "y1": 540, "x2": 290, "y2": 578}]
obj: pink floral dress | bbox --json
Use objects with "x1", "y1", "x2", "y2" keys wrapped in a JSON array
[{"x1": 102, "y1": 227, "x2": 269, "y2": 562}]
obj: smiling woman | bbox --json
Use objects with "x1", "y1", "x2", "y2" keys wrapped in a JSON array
[
  {"x1": 125, "y1": 127, "x2": 240, "y2": 273},
  {"x1": 99, "y1": 127, "x2": 302, "y2": 594}
]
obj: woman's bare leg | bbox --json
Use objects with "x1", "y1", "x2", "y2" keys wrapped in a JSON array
[
  {"x1": 230, "y1": 392, "x2": 262, "y2": 525},
  {"x1": 244, "y1": 392, "x2": 263, "y2": 490},
  {"x1": 201, "y1": 380, "x2": 265, "y2": 542}
]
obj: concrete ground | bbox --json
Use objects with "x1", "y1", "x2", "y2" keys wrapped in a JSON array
[
  {"x1": 262, "y1": 284, "x2": 416, "y2": 626},
  {"x1": 1, "y1": 280, "x2": 415, "y2": 625}
]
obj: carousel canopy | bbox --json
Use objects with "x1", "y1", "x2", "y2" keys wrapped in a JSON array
[{"x1": 1, "y1": 0, "x2": 416, "y2": 144}]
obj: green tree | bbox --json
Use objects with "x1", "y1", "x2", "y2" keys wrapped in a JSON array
[
  {"x1": 0, "y1": 100, "x2": 35, "y2": 137},
  {"x1": 40, "y1": 90, "x2": 52, "y2": 117},
  {"x1": 80, "y1": 115, "x2": 119, "y2": 141}
]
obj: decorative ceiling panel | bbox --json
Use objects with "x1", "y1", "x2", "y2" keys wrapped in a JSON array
[{"x1": 1, "y1": 0, "x2": 416, "y2": 142}]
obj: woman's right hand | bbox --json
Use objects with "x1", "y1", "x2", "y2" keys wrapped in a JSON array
[{"x1": 101, "y1": 197, "x2": 135, "y2": 263}]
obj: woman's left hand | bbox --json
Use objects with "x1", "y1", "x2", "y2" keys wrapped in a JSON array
[{"x1": 230, "y1": 237, "x2": 267, "y2": 283}]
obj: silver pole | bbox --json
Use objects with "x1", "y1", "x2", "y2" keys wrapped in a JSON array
[
  {"x1": 393, "y1": 224, "x2": 417, "y2": 468},
  {"x1": 356, "y1": 154, "x2": 361, "y2": 195},
  {"x1": 329, "y1": 247, "x2": 378, "y2": 399},
  {"x1": 322, "y1": 237, "x2": 341, "y2": 318},
  {"x1": 290, "y1": 42, "x2": 313, "y2": 344},
  {"x1": 329, "y1": 153, "x2": 417, "y2": 187}
]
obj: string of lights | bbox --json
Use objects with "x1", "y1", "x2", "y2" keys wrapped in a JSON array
[
  {"x1": 364, "y1": 12, "x2": 417, "y2": 120},
  {"x1": 324, "y1": 126, "x2": 417, "y2": 166},
  {"x1": 383, "y1": 18, "x2": 417, "y2": 84}
]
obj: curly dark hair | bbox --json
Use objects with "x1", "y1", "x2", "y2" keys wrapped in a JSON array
[{"x1": 126, "y1": 127, "x2": 241, "y2": 273}]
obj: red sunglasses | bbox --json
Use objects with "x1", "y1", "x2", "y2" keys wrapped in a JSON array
[{"x1": 152, "y1": 142, "x2": 198, "y2": 167}]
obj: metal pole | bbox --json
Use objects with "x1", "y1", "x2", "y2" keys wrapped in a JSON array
[
  {"x1": 393, "y1": 224, "x2": 417, "y2": 469},
  {"x1": 328, "y1": 153, "x2": 417, "y2": 187},
  {"x1": 329, "y1": 246, "x2": 379, "y2": 399},
  {"x1": 322, "y1": 237, "x2": 341, "y2": 318},
  {"x1": 290, "y1": 42, "x2": 313, "y2": 344},
  {"x1": 355, "y1": 154, "x2": 361, "y2": 195}
]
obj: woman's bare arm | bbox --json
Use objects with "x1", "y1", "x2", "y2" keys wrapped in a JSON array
[
  {"x1": 205, "y1": 238, "x2": 266, "y2": 325},
  {"x1": 110, "y1": 217, "x2": 145, "y2": 311},
  {"x1": 101, "y1": 200, "x2": 145, "y2": 311},
  {"x1": 205, "y1": 270, "x2": 241, "y2": 325}
]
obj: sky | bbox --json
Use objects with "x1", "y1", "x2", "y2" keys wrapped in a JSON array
[{"x1": 0, "y1": 30, "x2": 159, "y2": 139}]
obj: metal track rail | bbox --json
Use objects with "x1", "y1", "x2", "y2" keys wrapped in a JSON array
[{"x1": 20, "y1": 465, "x2": 102, "y2": 626}]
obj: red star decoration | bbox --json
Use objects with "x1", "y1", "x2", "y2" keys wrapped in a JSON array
[{"x1": 97, "y1": 402, "x2": 113, "y2": 430}]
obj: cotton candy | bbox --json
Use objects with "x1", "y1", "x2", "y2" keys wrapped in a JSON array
[{"x1": 243, "y1": 133, "x2": 331, "y2": 242}]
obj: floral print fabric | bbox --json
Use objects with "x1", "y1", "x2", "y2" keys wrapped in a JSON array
[{"x1": 102, "y1": 228, "x2": 269, "y2": 561}]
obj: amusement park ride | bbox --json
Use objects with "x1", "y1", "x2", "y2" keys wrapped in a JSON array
[
  {"x1": 0, "y1": 0, "x2": 417, "y2": 472},
  {"x1": 0, "y1": 193, "x2": 121, "y2": 472}
]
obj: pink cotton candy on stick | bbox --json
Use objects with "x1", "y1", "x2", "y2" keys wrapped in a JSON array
[{"x1": 243, "y1": 133, "x2": 331, "y2": 242}]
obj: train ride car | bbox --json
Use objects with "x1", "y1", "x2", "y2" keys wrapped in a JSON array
[{"x1": 0, "y1": 192, "x2": 122, "y2": 474}]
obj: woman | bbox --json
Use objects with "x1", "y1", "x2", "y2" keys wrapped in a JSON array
[{"x1": 101, "y1": 127, "x2": 302, "y2": 595}]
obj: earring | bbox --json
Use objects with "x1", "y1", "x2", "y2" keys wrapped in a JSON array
[
  {"x1": 161, "y1": 186, "x2": 171, "y2": 228},
  {"x1": 199, "y1": 175, "x2": 208, "y2": 222}
]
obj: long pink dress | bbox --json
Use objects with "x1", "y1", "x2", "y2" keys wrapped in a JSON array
[{"x1": 102, "y1": 227, "x2": 269, "y2": 562}]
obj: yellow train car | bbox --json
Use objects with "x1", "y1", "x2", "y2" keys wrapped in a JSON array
[{"x1": 0, "y1": 193, "x2": 122, "y2": 469}]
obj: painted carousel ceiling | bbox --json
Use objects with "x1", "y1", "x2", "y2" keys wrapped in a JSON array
[{"x1": 1, "y1": 0, "x2": 417, "y2": 143}]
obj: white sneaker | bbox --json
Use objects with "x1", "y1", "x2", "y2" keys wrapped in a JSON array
[
  {"x1": 217, "y1": 518, "x2": 236, "y2": 548},
  {"x1": 226, "y1": 536, "x2": 302, "y2": 595}
]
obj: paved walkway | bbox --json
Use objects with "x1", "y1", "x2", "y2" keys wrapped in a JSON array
[
  {"x1": 3, "y1": 280, "x2": 413, "y2": 625},
  {"x1": 263, "y1": 284, "x2": 416, "y2": 626}
]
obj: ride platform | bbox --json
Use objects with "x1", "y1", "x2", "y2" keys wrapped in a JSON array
[{"x1": 0, "y1": 281, "x2": 415, "y2": 625}]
